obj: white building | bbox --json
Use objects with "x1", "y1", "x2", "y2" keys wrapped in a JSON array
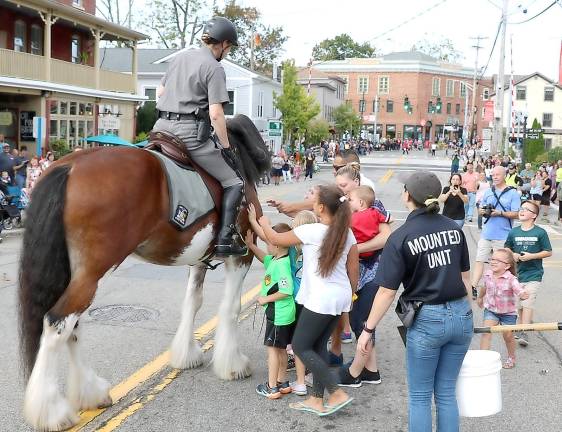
[
  {"x1": 493, "y1": 72, "x2": 562, "y2": 149},
  {"x1": 102, "y1": 48, "x2": 283, "y2": 152},
  {"x1": 296, "y1": 67, "x2": 345, "y2": 125}
]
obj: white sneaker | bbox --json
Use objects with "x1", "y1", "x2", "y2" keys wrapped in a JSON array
[{"x1": 290, "y1": 381, "x2": 307, "y2": 396}]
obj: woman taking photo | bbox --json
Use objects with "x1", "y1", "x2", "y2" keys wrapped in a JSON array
[
  {"x1": 439, "y1": 173, "x2": 469, "y2": 228},
  {"x1": 357, "y1": 171, "x2": 473, "y2": 432}
]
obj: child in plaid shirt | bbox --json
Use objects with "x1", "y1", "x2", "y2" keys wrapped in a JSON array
[{"x1": 477, "y1": 248, "x2": 529, "y2": 369}]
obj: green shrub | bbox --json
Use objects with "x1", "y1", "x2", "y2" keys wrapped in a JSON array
[
  {"x1": 135, "y1": 132, "x2": 149, "y2": 143},
  {"x1": 49, "y1": 139, "x2": 72, "y2": 159}
]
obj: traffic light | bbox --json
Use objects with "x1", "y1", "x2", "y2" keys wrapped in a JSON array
[
  {"x1": 508, "y1": 136, "x2": 518, "y2": 143},
  {"x1": 403, "y1": 96, "x2": 410, "y2": 111},
  {"x1": 435, "y1": 97, "x2": 442, "y2": 113}
]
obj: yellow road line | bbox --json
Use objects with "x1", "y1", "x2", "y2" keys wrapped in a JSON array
[
  {"x1": 69, "y1": 283, "x2": 261, "y2": 431},
  {"x1": 96, "y1": 307, "x2": 258, "y2": 431},
  {"x1": 379, "y1": 169, "x2": 394, "y2": 184}
]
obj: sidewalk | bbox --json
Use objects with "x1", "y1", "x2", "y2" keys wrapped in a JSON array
[{"x1": 1, "y1": 227, "x2": 24, "y2": 239}]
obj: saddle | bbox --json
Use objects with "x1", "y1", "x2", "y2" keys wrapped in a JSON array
[{"x1": 146, "y1": 131, "x2": 222, "y2": 212}]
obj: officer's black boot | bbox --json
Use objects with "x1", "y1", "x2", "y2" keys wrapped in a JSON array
[{"x1": 215, "y1": 183, "x2": 248, "y2": 257}]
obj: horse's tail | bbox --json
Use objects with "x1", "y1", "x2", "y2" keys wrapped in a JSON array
[
  {"x1": 18, "y1": 164, "x2": 72, "y2": 381},
  {"x1": 227, "y1": 114, "x2": 271, "y2": 184}
]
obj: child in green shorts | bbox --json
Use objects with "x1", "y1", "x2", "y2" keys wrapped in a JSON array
[{"x1": 246, "y1": 223, "x2": 296, "y2": 399}]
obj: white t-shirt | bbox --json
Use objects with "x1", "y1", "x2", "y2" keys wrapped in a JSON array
[
  {"x1": 293, "y1": 223, "x2": 356, "y2": 315},
  {"x1": 360, "y1": 173, "x2": 376, "y2": 192}
]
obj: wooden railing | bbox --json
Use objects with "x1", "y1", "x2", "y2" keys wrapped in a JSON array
[
  {"x1": 0, "y1": 48, "x2": 46, "y2": 81},
  {"x1": 100, "y1": 69, "x2": 135, "y2": 93},
  {"x1": 51, "y1": 58, "x2": 95, "y2": 88},
  {"x1": 0, "y1": 49, "x2": 135, "y2": 94}
]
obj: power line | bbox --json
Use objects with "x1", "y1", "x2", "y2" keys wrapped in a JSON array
[
  {"x1": 368, "y1": 0, "x2": 451, "y2": 42},
  {"x1": 510, "y1": 0, "x2": 559, "y2": 23}
]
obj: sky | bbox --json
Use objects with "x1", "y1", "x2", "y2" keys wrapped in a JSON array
[{"x1": 220, "y1": 0, "x2": 562, "y2": 80}]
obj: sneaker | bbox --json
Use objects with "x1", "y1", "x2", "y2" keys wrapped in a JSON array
[
  {"x1": 256, "y1": 382, "x2": 281, "y2": 399},
  {"x1": 304, "y1": 373, "x2": 314, "y2": 387},
  {"x1": 514, "y1": 332, "x2": 521, "y2": 340},
  {"x1": 277, "y1": 380, "x2": 292, "y2": 394},
  {"x1": 338, "y1": 367, "x2": 362, "y2": 388},
  {"x1": 287, "y1": 354, "x2": 296, "y2": 371},
  {"x1": 290, "y1": 381, "x2": 307, "y2": 396},
  {"x1": 360, "y1": 368, "x2": 381, "y2": 384},
  {"x1": 518, "y1": 331, "x2": 529, "y2": 347},
  {"x1": 329, "y1": 351, "x2": 344, "y2": 366},
  {"x1": 341, "y1": 332, "x2": 353, "y2": 344}
]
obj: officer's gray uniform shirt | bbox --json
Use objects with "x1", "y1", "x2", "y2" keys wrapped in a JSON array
[
  {"x1": 157, "y1": 47, "x2": 229, "y2": 113},
  {"x1": 153, "y1": 46, "x2": 242, "y2": 188}
]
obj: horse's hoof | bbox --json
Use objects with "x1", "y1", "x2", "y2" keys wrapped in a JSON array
[
  {"x1": 24, "y1": 396, "x2": 78, "y2": 432},
  {"x1": 97, "y1": 395, "x2": 113, "y2": 409},
  {"x1": 213, "y1": 352, "x2": 252, "y2": 381},
  {"x1": 170, "y1": 341, "x2": 203, "y2": 370}
]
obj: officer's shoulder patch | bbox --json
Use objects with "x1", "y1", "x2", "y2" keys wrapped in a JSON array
[{"x1": 279, "y1": 278, "x2": 288, "y2": 288}]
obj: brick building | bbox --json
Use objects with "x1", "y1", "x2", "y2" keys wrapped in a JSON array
[
  {"x1": 314, "y1": 51, "x2": 493, "y2": 142},
  {"x1": 0, "y1": 0, "x2": 147, "y2": 152}
]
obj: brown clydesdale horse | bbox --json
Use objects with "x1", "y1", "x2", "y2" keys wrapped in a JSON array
[{"x1": 18, "y1": 115, "x2": 270, "y2": 431}]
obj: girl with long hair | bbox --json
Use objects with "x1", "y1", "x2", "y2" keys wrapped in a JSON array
[{"x1": 258, "y1": 185, "x2": 358, "y2": 416}]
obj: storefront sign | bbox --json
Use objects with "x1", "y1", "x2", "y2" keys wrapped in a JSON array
[
  {"x1": 0, "y1": 112, "x2": 13, "y2": 126},
  {"x1": 99, "y1": 116, "x2": 121, "y2": 130},
  {"x1": 20, "y1": 111, "x2": 36, "y2": 141}
]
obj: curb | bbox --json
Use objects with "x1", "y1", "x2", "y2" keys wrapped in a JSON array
[{"x1": 1, "y1": 228, "x2": 24, "y2": 238}]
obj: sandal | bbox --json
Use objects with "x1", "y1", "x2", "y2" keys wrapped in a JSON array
[
  {"x1": 320, "y1": 397, "x2": 354, "y2": 417},
  {"x1": 289, "y1": 401, "x2": 325, "y2": 415},
  {"x1": 502, "y1": 356, "x2": 515, "y2": 369}
]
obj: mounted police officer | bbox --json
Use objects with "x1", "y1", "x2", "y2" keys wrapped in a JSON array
[{"x1": 153, "y1": 16, "x2": 247, "y2": 257}]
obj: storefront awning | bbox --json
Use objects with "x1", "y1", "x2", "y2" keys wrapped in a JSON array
[{"x1": 0, "y1": 76, "x2": 147, "y2": 102}]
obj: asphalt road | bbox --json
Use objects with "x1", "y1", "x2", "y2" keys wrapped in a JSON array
[{"x1": 2, "y1": 150, "x2": 561, "y2": 431}]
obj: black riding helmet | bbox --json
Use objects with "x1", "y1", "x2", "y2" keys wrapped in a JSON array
[{"x1": 202, "y1": 16, "x2": 239, "y2": 46}]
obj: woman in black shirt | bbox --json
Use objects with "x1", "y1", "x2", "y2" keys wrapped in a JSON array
[
  {"x1": 357, "y1": 171, "x2": 473, "y2": 432},
  {"x1": 439, "y1": 173, "x2": 468, "y2": 228}
]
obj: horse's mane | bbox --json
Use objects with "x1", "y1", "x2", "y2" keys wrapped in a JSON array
[{"x1": 226, "y1": 115, "x2": 271, "y2": 185}]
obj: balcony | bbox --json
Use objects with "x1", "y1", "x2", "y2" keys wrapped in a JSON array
[{"x1": 0, "y1": 48, "x2": 135, "y2": 94}]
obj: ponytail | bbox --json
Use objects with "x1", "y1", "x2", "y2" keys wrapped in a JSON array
[{"x1": 317, "y1": 185, "x2": 351, "y2": 278}]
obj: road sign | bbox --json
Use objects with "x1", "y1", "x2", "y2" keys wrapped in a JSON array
[{"x1": 268, "y1": 120, "x2": 282, "y2": 137}]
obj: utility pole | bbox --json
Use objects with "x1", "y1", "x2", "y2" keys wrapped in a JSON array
[
  {"x1": 492, "y1": 0, "x2": 509, "y2": 154},
  {"x1": 469, "y1": 36, "x2": 486, "y2": 144}
]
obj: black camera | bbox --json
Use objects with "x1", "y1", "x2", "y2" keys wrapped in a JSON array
[{"x1": 481, "y1": 204, "x2": 494, "y2": 219}]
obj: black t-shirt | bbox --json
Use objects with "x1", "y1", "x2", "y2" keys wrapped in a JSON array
[
  {"x1": 374, "y1": 209, "x2": 470, "y2": 304},
  {"x1": 442, "y1": 186, "x2": 467, "y2": 220},
  {"x1": 542, "y1": 178, "x2": 552, "y2": 199},
  {"x1": 305, "y1": 155, "x2": 315, "y2": 168},
  {"x1": 0, "y1": 154, "x2": 15, "y2": 179}
]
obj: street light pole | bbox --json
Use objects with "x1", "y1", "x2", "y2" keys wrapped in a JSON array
[{"x1": 492, "y1": 0, "x2": 509, "y2": 154}]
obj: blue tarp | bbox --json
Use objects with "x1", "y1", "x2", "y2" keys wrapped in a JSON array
[{"x1": 85, "y1": 135, "x2": 136, "y2": 147}]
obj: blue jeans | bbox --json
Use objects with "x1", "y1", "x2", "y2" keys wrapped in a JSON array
[
  {"x1": 453, "y1": 219, "x2": 465, "y2": 228},
  {"x1": 406, "y1": 298, "x2": 473, "y2": 432},
  {"x1": 464, "y1": 192, "x2": 476, "y2": 220}
]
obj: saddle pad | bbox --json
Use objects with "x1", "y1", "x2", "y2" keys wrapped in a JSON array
[{"x1": 147, "y1": 150, "x2": 215, "y2": 231}]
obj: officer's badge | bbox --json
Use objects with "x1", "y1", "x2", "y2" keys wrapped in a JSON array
[
  {"x1": 174, "y1": 205, "x2": 188, "y2": 226},
  {"x1": 264, "y1": 274, "x2": 271, "y2": 286}
]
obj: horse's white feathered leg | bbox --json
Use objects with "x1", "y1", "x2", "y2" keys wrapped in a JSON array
[
  {"x1": 24, "y1": 315, "x2": 79, "y2": 432},
  {"x1": 67, "y1": 324, "x2": 112, "y2": 411},
  {"x1": 212, "y1": 258, "x2": 251, "y2": 380},
  {"x1": 170, "y1": 264, "x2": 207, "y2": 369}
]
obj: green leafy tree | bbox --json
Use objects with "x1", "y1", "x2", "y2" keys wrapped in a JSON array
[
  {"x1": 333, "y1": 103, "x2": 362, "y2": 138},
  {"x1": 213, "y1": 1, "x2": 287, "y2": 75},
  {"x1": 524, "y1": 118, "x2": 545, "y2": 164},
  {"x1": 274, "y1": 61, "x2": 320, "y2": 149},
  {"x1": 411, "y1": 37, "x2": 463, "y2": 63},
  {"x1": 305, "y1": 119, "x2": 331, "y2": 146},
  {"x1": 144, "y1": 0, "x2": 202, "y2": 49},
  {"x1": 136, "y1": 101, "x2": 158, "y2": 135},
  {"x1": 312, "y1": 34, "x2": 375, "y2": 61}
]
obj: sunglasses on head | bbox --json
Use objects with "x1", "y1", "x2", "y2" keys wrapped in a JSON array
[{"x1": 333, "y1": 164, "x2": 345, "y2": 171}]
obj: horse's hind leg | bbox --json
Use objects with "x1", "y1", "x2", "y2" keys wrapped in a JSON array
[
  {"x1": 170, "y1": 264, "x2": 207, "y2": 369},
  {"x1": 24, "y1": 274, "x2": 109, "y2": 431},
  {"x1": 212, "y1": 258, "x2": 252, "y2": 380},
  {"x1": 23, "y1": 314, "x2": 79, "y2": 431},
  {"x1": 67, "y1": 322, "x2": 111, "y2": 410}
]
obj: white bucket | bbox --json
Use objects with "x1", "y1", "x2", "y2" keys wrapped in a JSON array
[{"x1": 456, "y1": 350, "x2": 502, "y2": 417}]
